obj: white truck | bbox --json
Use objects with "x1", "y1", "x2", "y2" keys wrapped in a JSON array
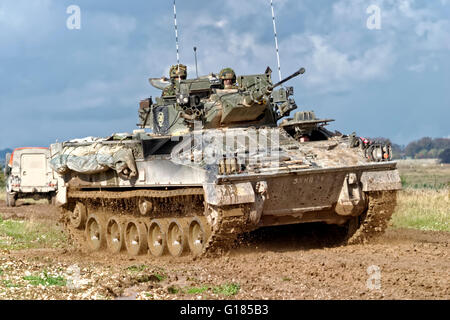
[{"x1": 4, "y1": 147, "x2": 58, "y2": 207}]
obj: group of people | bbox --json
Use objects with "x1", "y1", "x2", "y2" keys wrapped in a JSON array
[{"x1": 161, "y1": 64, "x2": 237, "y2": 97}]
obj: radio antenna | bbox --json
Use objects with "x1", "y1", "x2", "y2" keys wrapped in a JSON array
[
  {"x1": 193, "y1": 47, "x2": 199, "y2": 78},
  {"x1": 270, "y1": 0, "x2": 282, "y2": 82},
  {"x1": 173, "y1": 0, "x2": 181, "y2": 80}
]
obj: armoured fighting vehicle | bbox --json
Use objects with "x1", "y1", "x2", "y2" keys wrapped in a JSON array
[{"x1": 50, "y1": 66, "x2": 401, "y2": 257}]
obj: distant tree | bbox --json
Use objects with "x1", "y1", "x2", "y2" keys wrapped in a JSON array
[
  {"x1": 0, "y1": 148, "x2": 13, "y2": 169},
  {"x1": 406, "y1": 137, "x2": 431, "y2": 157},
  {"x1": 433, "y1": 138, "x2": 450, "y2": 150},
  {"x1": 420, "y1": 137, "x2": 433, "y2": 150},
  {"x1": 405, "y1": 141, "x2": 419, "y2": 157},
  {"x1": 405, "y1": 137, "x2": 450, "y2": 159},
  {"x1": 439, "y1": 148, "x2": 450, "y2": 164},
  {"x1": 427, "y1": 148, "x2": 439, "y2": 158},
  {"x1": 415, "y1": 149, "x2": 428, "y2": 159},
  {"x1": 0, "y1": 171, "x2": 4, "y2": 189}
]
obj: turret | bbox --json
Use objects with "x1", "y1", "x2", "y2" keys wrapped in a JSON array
[{"x1": 138, "y1": 67, "x2": 305, "y2": 135}]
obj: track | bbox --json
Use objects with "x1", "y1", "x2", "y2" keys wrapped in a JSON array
[
  {"x1": 60, "y1": 188, "x2": 398, "y2": 258},
  {"x1": 62, "y1": 188, "x2": 253, "y2": 257},
  {"x1": 347, "y1": 190, "x2": 398, "y2": 244},
  {"x1": 202, "y1": 204, "x2": 253, "y2": 256}
]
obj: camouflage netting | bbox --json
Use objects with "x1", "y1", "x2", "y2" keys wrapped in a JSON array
[{"x1": 50, "y1": 144, "x2": 137, "y2": 178}]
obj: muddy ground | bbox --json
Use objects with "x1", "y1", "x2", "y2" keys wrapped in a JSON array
[{"x1": 0, "y1": 200, "x2": 448, "y2": 300}]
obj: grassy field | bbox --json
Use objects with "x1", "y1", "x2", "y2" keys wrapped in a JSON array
[
  {"x1": 391, "y1": 189, "x2": 449, "y2": 232},
  {"x1": 392, "y1": 161, "x2": 449, "y2": 231},
  {"x1": 0, "y1": 217, "x2": 67, "y2": 250},
  {"x1": 397, "y1": 160, "x2": 450, "y2": 190}
]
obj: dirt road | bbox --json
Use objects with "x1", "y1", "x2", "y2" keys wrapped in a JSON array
[{"x1": 0, "y1": 200, "x2": 448, "y2": 300}]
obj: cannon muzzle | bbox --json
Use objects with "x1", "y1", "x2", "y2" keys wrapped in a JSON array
[{"x1": 269, "y1": 67, "x2": 305, "y2": 91}]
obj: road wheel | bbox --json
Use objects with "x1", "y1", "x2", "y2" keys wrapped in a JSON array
[
  {"x1": 188, "y1": 217, "x2": 210, "y2": 256},
  {"x1": 106, "y1": 217, "x2": 125, "y2": 254},
  {"x1": 70, "y1": 202, "x2": 87, "y2": 229},
  {"x1": 148, "y1": 219, "x2": 168, "y2": 257},
  {"x1": 125, "y1": 220, "x2": 148, "y2": 256},
  {"x1": 85, "y1": 213, "x2": 106, "y2": 251},
  {"x1": 167, "y1": 219, "x2": 188, "y2": 257}
]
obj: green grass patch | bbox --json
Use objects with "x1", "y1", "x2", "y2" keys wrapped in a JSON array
[
  {"x1": 212, "y1": 283, "x2": 240, "y2": 296},
  {"x1": 135, "y1": 273, "x2": 167, "y2": 283},
  {"x1": 23, "y1": 272, "x2": 66, "y2": 287},
  {"x1": 180, "y1": 283, "x2": 241, "y2": 296},
  {"x1": 185, "y1": 285, "x2": 210, "y2": 295},
  {"x1": 153, "y1": 273, "x2": 166, "y2": 282},
  {"x1": 391, "y1": 189, "x2": 449, "y2": 232},
  {"x1": 167, "y1": 286, "x2": 180, "y2": 294},
  {"x1": 127, "y1": 265, "x2": 167, "y2": 283},
  {"x1": 0, "y1": 217, "x2": 67, "y2": 250},
  {"x1": 126, "y1": 264, "x2": 148, "y2": 272},
  {"x1": 2, "y1": 280, "x2": 22, "y2": 288}
]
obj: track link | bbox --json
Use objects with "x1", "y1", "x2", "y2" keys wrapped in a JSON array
[
  {"x1": 202, "y1": 205, "x2": 252, "y2": 256},
  {"x1": 347, "y1": 190, "x2": 398, "y2": 244}
]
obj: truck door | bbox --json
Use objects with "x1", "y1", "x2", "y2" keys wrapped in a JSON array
[{"x1": 20, "y1": 153, "x2": 47, "y2": 187}]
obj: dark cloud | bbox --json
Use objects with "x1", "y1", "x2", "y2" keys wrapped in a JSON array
[{"x1": 0, "y1": 0, "x2": 449, "y2": 149}]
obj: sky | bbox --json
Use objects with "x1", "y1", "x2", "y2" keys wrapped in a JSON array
[{"x1": 0, "y1": 0, "x2": 449, "y2": 149}]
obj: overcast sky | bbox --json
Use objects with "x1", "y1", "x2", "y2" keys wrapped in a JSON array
[{"x1": 0, "y1": 0, "x2": 449, "y2": 149}]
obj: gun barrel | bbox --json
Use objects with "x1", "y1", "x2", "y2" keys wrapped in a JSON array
[{"x1": 270, "y1": 67, "x2": 305, "y2": 90}]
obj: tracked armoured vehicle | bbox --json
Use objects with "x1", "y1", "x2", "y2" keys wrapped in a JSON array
[{"x1": 50, "y1": 66, "x2": 401, "y2": 257}]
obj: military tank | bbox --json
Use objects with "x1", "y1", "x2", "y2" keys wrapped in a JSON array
[{"x1": 50, "y1": 65, "x2": 401, "y2": 257}]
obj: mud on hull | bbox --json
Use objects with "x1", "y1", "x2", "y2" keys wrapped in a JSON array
[
  {"x1": 61, "y1": 164, "x2": 400, "y2": 257},
  {"x1": 255, "y1": 166, "x2": 400, "y2": 228}
]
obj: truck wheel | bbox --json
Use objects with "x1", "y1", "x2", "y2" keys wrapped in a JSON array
[
  {"x1": 47, "y1": 194, "x2": 56, "y2": 205},
  {"x1": 7, "y1": 193, "x2": 16, "y2": 207},
  {"x1": 5, "y1": 191, "x2": 9, "y2": 207}
]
